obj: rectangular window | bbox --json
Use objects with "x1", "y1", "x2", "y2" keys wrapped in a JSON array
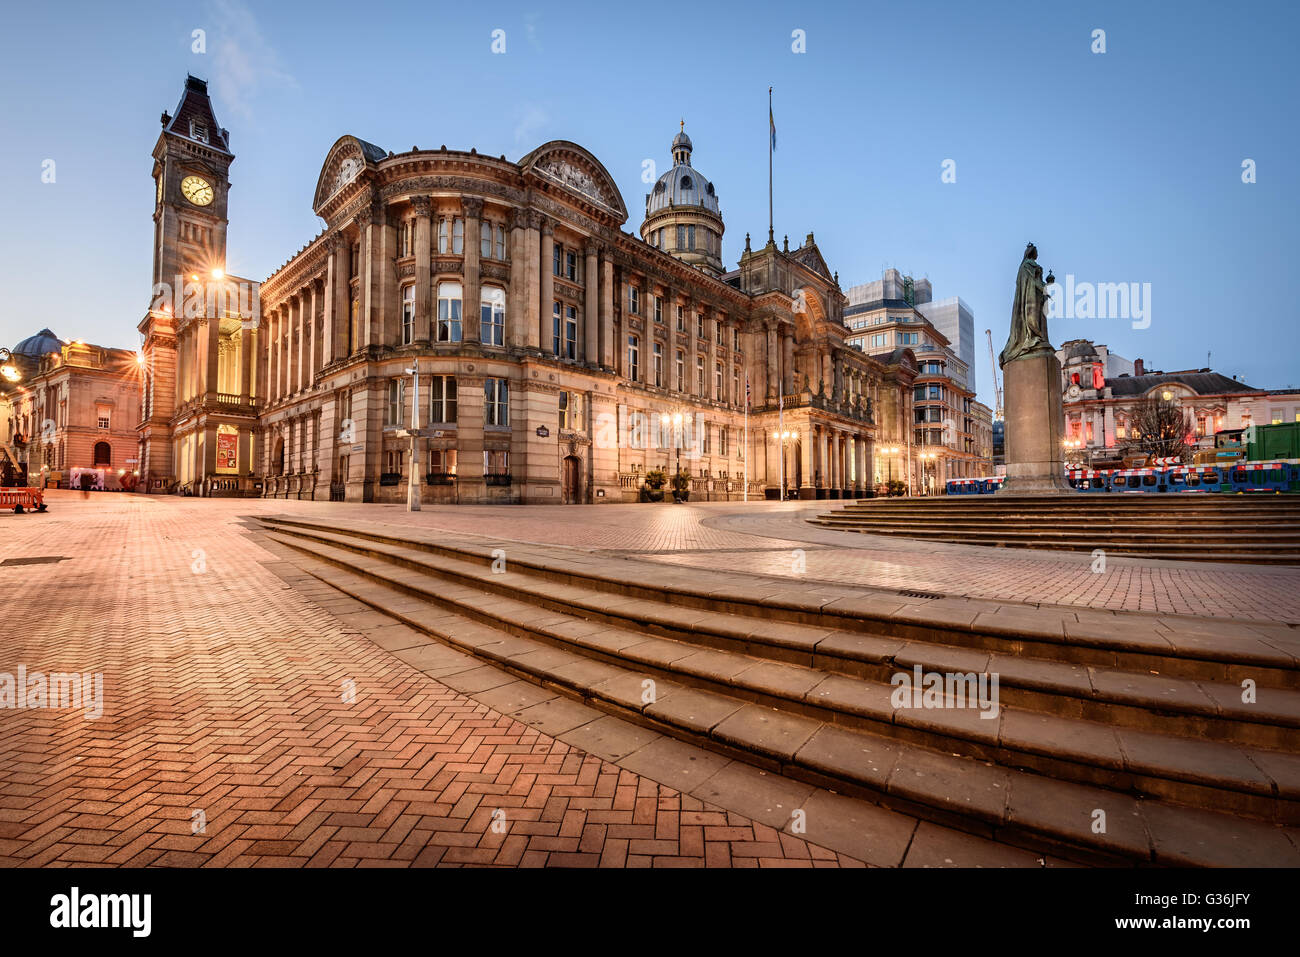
[
  {"x1": 429, "y1": 375, "x2": 457, "y2": 423},
  {"x1": 654, "y1": 296, "x2": 663, "y2": 324},
  {"x1": 715, "y1": 362, "x2": 724, "y2": 399},
  {"x1": 428, "y1": 448, "x2": 458, "y2": 476},
  {"x1": 398, "y1": 221, "x2": 413, "y2": 258},
  {"x1": 1196, "y1": 416, "x2": 1207, "y2": 437},
  {"x1": 720, "y1": 426, "x2": 729, "y2": 457},
  {"x1": 696, "y1": 314, "x2": 705, "y2": 340},
  {"x1": 675, "y1": 350, "x2": 684, "y2": 392},
  {"x1": 564, "y1": 305, "x2": 578, "y2": 359},
  {"x1": 677, "y1": 225, "x2": 686, "y2": 249},
  {"x1": 484, "y1": 449, "x2": 509, "y2": 476},
  {"x1": 495, "y1": 225, "x2": 507, "y2": 260},
  {"x1": 485, "y1": 378, "x2": 509, "y2": 427},
  {"x1": 653, "y1": 342, "x2": 664, "y2": 387},
  {"x1": 437, "y1": 282, "x2": 462, "y2": 342},
  {"x1": 559, "y1": 391, "x2": 584, "y2": 430},
  {"x1": 385, "y1": 449, "x2": 404, "y2": 474},
  {"x1": 190, "y1": 121, "x2": 208, "y2": 143},
  {"x1": 387, "y1": 379, "x2": 405, "y2": 425},
  {"x1": 566, "y1": 250, "x2": 577, "y2": 281},
  {"x1": 438, "y1": 219, "x2": 448, "y2": 255},
  {"x1": 676, "y1": 305, "x2": 685, "y2": 332},
  {"x1": 552, "y1": 301, "x2": 562, "y2": 355},
  {"x1": 480, "y1": 220, "x2": 492, "y2": 259},
  {"x1": 696, "y1": 356, "x2": 705, "y2": 395},
  {"x1": 629, "y1": 285, "x2": 640, "y2": 314},
  {"x1": 452, "y1": 217, "x2": 464, "y2": 254},
  {"x1": 716, "y1": 322, "x2": 723, "y2": 345},
  {"x1": 480, "y1": 287, "x2": 505, "y2": 346},
  {"x1": 627, "y1": 335, "x2": 640, "y2": 382},
  {"x1": 702, "y1": 423, "x2": 711, "y2": 454},
  {"x1": 553, "y1": 242, "x2": 562, "y2": 276},
  {"x1": 733, "y1": 368, "x2": 740, "y2": 403},
  {"x1": 687, "y1": 225, "x2": 695, "y2": 250},
  {"x1": 97, "y1": 413, "x2": 110, "y2": 430},
  {"x1": 401, "y1": 284, "x2": 415, "y2": 344}
]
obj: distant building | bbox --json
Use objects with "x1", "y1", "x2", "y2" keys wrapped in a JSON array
[
  {"x1": 1056, "y1": 337, "x2": 1297, "y2": 464},
  {"x1": 0, "y1": 329, "x2": 143, "y2": 488},
  {"x1": 843, "y1": 270, "x2": 984, "y2": 490}
]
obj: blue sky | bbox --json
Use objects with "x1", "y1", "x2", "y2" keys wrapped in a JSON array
[{"x1": 1, "y1": 0, "x2": 1296, "y2": 408}]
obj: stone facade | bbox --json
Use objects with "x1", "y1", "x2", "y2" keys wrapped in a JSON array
[
  {"x1": 1, "y1": 334, "x2": 142, "y2": 489},
  {"x1": 137, "y1": 76, "x2": 916, "y2": 503}
]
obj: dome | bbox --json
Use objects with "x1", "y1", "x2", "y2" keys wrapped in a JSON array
[
  {"x1": 647, "y1": 126, "x2": 720, "y2": 217},
  {"x1": 12, "y1": 328, "x2": 62, "y2": 358},
  {"x1": 1062, "y1": 339, "x2": 1099, "y2": 362},
  {"x1": 672, "y1": 129, "x2": 692, "y2": 152}
]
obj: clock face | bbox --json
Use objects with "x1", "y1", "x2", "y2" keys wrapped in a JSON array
[{"x1": 180, "y1": 175, "x2": 214, "y2": 206}]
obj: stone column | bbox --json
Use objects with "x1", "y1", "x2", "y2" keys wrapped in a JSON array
[
  {"x1": 600, "y1": 255, "x2": 614, "y2": 369},
  {"x1": 287, "y1": 293, "x2": 299, "y2": 396},
  {"x1": 506, "y1": 208, "x2": 526, "y2": 348},
  {"x1": 539, "y1": 218, "x2": 554, "y2": 355},
  {"x1": 523, "y1": 210, "x2": 541, "y2": 352},
  {"x1": 240, "y1": 326, "x2": 253, "y2": 401},
  {"x1": 412, "y1": 197, "x2": 433, "y2": 344},
  {"x1": 205, "y1": 315, "x2": 220, "y2": 399},
  {"x1": 308, "y1": 280, "x2": 319, "y2": 389},
  {"x1": 799, "y1": 425, "x2": 814, "y2": 498},
  {"x1": 858, "y1": 438, "x2": 869, "y2": 492},
  {"x1": 782, "y1": 326, "x2": 795, "y2": 395},
  {"x1": 766, "y1": 323, "x2": 778, "y2": 400},
  {"x1": 833, "y1": 351, "x2": 844, "y2": 402},
  {"x1": 707, "y1": 307, "x2": 718, "y2": 402},
  {"x1": 666, "y1": 287, "x2": 678, "y2": 390},
  {"x1": 686, "y1": 299, "x2": 699, "y2": 397},
  {"x1": 462, "y1": 197, "x2": 483, "y2": 345},
  {"x1": 584, "y1": 241, "x2": 599, "y2": 364}
]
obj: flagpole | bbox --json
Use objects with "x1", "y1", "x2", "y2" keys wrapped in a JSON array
[
  {"x1": 743, "y1": 372, "x2": 749, "y2": 502},
  {"x1": 768, "y1": 86, "x2": 774, "y2": 246}
]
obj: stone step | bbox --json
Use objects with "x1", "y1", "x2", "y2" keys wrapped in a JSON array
[
  {"x1": 261, "y1": 521, "x2": 1300, "y2": 746},
  {"x1": 813, "y1": 518, "x2": 1300, "y2": 544},
  {"x1": 262, "y1": 526, "x2": 1300, "y2": 824},
  {"x1": 262, "y1": 530, "x2": 1300, "y2": 866},
  {"x1": 258, "y1": 516, "x2": 1300, "y2": 690}
]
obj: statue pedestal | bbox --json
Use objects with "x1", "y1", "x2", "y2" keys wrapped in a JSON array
[{"x1": 998, "y1": 351, "x2": 1071, "y2": 495}]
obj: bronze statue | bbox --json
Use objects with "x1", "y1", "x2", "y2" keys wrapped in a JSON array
[{"x1": 1000, "y1": 243, "x2": 1055, "y2": 366}]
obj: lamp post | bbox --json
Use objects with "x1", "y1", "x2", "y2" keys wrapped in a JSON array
[
  {"x1": 1063, "y1": 437, "x2": 1084, "y2": 470},
  {"x1": 880, "y1": 446, "x2": 899, "y2": 486},
  {"x1": 661, "y1": 411, "x2": 685, "y2": 502},
  {"x1": 772, "y1": 429, "x2": 798, "y2": 499},
  {"x1": 919, "y1": 451, "x2": 938, "y2": 495}
]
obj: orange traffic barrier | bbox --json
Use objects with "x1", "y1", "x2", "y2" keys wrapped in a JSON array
[{"x1": 0, "y1": 487, "x2": 46, "y2": 513}]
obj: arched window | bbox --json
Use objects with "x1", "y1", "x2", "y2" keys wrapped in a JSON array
[{"x1": 93, "y1": 442, "x2": 111, "y2": 466}]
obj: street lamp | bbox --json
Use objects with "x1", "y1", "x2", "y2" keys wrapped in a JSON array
[
  {"x1": 661, "y1": 411, "x2": 686, "y2": 501},
  {"x1": 879, "y1": 446, "x2": 900, "y2": 485},
  {"x1": 772, "y1": 429, "x2": 798, "y2": 499},
  {"x1": 919, "y1": 451, "x2": 939, "y2": 495},
  {"x1": 0, "y1": 347, "x2": 20, "y2": 384},
  {"x1": 1063, "y1": 437, "x2": 1084, "y2": 469}
]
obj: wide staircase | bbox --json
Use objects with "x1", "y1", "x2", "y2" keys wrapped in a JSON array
[
  {"x1": 809, "y1": 495, "x2": 1300, "y2": 564},
  {"x1": 256, "y1": 514, "x2": 1300, "y2": 866}
]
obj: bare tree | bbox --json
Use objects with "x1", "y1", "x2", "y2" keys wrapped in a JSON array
[{"x1": 1123, "y1": 394, "x2": 1191, "y2": 461}]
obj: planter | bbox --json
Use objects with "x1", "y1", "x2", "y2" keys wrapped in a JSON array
[
  {"x1": 379, "y1": 472, "x2": 401, "y2": 487},
  {"x1": 639, "y1": 487, "x2": 665, "y2": 503},
  {"x1": 425, "y1": 473, "x2": 455, "y2": 486},
  {"x1": 484, "y1": 473, "x2": 513, "y2": 487}
]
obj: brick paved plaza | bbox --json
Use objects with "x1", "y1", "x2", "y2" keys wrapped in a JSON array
[{"x1": 2, "y1": 492, "x2": 1297, "y2": 869}]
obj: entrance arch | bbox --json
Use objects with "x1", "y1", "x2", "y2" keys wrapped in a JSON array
[{"x1": 561, "y1": 455, "x2": 582, "y2": 504}]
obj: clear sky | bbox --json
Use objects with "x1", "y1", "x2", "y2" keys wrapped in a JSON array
[{"x1": 1, "y1": 0, "x2": 1296, "y2": 409}]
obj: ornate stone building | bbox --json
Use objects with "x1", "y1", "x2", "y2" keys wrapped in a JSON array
[
  {"x1": 138, "y1": 76, "x2": 915, "y2": 502},
  {"x1": 1, "y1": 330, "x2": 142, "y2": 489}
]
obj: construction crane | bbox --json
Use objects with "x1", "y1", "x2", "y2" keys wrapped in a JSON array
[{"x1": 985, "y1": 329, "x2": 1003, "y2": 420}]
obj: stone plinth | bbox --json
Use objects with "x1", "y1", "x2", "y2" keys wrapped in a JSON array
[{"x1": 999, "y1": 350, "x2": 1070, "y2": 495}]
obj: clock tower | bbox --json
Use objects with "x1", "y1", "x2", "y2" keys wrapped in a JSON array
[
  {"x1": 138, "y1": 75, "x2": 237, "y2": 494},
  {"x1": 150, "y1": 75, "x2": 233, "y2": 288}
]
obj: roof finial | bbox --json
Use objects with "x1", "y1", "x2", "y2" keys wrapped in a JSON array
[{"x1": 680, "y1": 118, "x2": 685, "y2": 132}]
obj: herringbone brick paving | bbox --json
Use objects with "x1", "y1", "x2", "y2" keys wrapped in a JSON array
[{"x1": 0, "y1": 493, "x2": 871, "y2": 867}]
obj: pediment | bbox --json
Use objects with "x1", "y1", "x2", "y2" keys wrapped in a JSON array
[{"x1": 519, "y1": 141, "x2": 628, "y2": 221}]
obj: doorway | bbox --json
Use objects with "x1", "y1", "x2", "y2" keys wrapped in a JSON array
[{"x1": 562, "y1": 455, "x2": 582, "y2": 504}]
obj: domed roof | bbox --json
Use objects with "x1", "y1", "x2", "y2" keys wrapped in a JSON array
[
  {"x1": 1062, "y1": 339, "x2": 1100, "y2": 362},
  {"x1": 647, "y1": 126, "x2": 719, "y2": 217},
  {"x1": 12, "y1": 328, "x2": 61, "y2": 358}
]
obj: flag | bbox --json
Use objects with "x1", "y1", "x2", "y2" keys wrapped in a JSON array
[{"x1": 769, "y1": 105, "x2": 777, "y2": 151}]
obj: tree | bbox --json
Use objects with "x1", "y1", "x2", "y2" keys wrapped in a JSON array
[{"x1": 1123, "y1": 394, "x2": 1191, "y2": 462}]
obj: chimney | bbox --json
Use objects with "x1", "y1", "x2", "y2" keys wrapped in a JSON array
[{"x1": 1133, "y1": 358, "x2": 1145, "y2": 376}]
